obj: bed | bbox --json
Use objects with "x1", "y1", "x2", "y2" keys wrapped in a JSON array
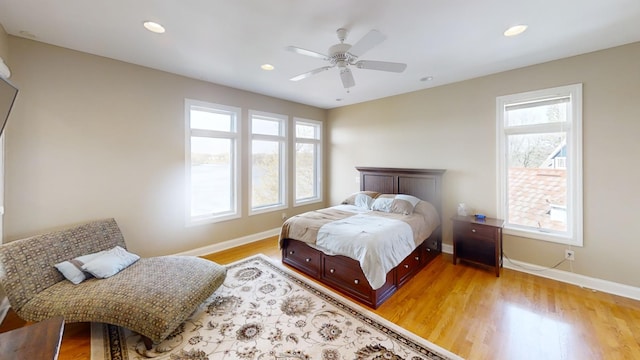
[{"x1": 280, "y1": 167, "x2": 445, "y2": 308}]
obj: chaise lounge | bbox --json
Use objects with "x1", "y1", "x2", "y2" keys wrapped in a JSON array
[{"x1": 0, "y1": 218, "x2": 226, "y2": 347}]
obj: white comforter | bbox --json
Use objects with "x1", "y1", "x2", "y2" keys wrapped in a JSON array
[
  {"x1": 316, "y1": 208, "x2": 415, "y2": 289},
  {"x1": 279, "y1": 201, "x2": 440, "y2": 290}
]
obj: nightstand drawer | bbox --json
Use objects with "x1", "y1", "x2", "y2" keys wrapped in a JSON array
[{"x1": 456, "y1": 222, "x2": 496, "y2": 239}]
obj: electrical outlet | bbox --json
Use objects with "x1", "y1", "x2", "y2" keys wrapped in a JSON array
[{"x1": 565, "y1": 249, "x2": 575, "y2": 261}]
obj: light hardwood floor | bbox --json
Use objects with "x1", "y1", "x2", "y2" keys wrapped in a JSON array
[{"x1": 2, "y1": 237, "x2": 639, "y2": 359}]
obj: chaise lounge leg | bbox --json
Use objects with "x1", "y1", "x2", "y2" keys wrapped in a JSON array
[{"x1": 142, "y1": 336, "x2": 153, "y2": 350}]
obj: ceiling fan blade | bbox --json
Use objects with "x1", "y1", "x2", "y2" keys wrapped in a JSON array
[
  {"x1": 354, "y1": 60, "x2": 407, "y2": 73},
  {"x1": 285, "y1": 46, "x2": 329, "y2": 60},
  {"x1": 340, "y1": 68, "x2": 355, "y2": 89},
  {"x1": 347, "y1": 30, "x2": 386, "y2": 58},
  {"x1": 290, "y1": 66, "x2": 333, "y2": 81}
]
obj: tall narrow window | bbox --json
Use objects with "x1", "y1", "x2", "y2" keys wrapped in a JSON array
[
  {"x1": 294, "y1": 118, "x2": 322, "y2": 205},
  {"x1": 186, "y1": 99, "x2": 240, "y2": 225},
  {"x1": 497, "y1": 84, "x2": 583, "y2": 246},
  {"x1": 249, "y1": 111, "x2": 287, "y2": 214}
]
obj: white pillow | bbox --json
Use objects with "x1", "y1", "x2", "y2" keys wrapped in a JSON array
[
  {"x1": 55, "y1": 250, "x2": 107, "y2": 285},
  {"x1": 81, "y1": 246, "x2": 140, "y2": 279},
  {"x1": 371, "y1": 197, "x2": 394, "y2": 212},
  {"x1": 354, "y1": 193, "x2": 375, "y2": 209},
  {"x1": 342, "y1": 191, "x2": 380, "y2": 205}
]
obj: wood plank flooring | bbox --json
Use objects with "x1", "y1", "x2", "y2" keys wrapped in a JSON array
[{"x1": 2, "y1": 237, "x2": 639, "y2": 359}]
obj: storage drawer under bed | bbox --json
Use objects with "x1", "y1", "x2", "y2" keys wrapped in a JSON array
[{"x1": 282, "y1": 239, "x2": 321, "y2": 277}]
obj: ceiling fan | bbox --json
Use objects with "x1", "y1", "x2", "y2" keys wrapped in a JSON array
[{"x1": 286, "y1": 28, "x2": 407, "y2": 89}]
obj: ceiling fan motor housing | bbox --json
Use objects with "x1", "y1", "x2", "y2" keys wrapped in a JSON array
[{"x1": 329, "y1": 43, "x2": 356, "y2": 67}]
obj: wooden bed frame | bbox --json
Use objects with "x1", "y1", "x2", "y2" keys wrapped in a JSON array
[{"x1": 281, "y1": 167, "x2": 446, "y2": 308}]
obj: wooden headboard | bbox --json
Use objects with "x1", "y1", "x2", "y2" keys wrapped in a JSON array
[{"x1": 356, "y1": 167, "x2": 446, "y2": 217}]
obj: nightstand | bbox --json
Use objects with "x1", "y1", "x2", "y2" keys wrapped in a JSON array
[
  {"x1": 0, "y1": 316, "x2": 64, "y2": 359},
  {"x1": 451, "y1": 215, "x2": 504, "y2": 277}
]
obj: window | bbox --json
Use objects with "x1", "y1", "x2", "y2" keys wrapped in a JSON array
[
  {"x1": 496, "y1": 84, "x2": 583, "y2": 246},
  {"x1": 249, "y1": 111, "x2": 287, "y2": 214},
  {"x1": 294, "y1": 118, "x2": 322, "y2": 205},
  {"x1": 185, "y1": 99, "x2": 240, "y2": 225}
]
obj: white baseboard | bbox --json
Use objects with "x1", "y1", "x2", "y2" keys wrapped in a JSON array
[
  {"x1": 179, "y1": 234, "x2": 640, "y2": 302},
  {"x1": 502, "y1": 258, "x2": 640, "y2": 301},
  {"x1": 442, "y1": 243, "x2": 453, "y2": 254},
  {"x1": 174, "y1": 228, "x2": 281, "y2": 257},
  {"x1": 440, "y1": 245, "x2": 640, "y2": 301}
]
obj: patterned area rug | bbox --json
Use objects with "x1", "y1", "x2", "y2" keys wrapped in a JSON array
[{"x1": 91, "y1": 254, "x2": 462, "y2": 360}]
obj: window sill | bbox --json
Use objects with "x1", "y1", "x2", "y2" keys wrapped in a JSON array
[
  {"x1": 187, "y1": 213, "x2": 241, "y2": 227},
  {"x1": 504, "y1": 226, "x2": 583, "y2": 247},
  {"x1": 249, "y1": 204, "x2": 288, "y2": 217},
  {"x1": 294, "y1": 198, "x2": 323, "y2": 207}
]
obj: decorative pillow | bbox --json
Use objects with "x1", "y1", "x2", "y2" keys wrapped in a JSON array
[
  {"x1": 354, "y1": 193, "x2": 375, "y2": 209},
  {"x1": 342, "y1": 191, "x2": 380, "y2": 205},
  {"x1": 389, "y1": 199, "x2": 415, "y2": 215},
  {"x1": 372, "y1": 197, "x2": 416, "y2": 215},
  {"x1": 414, "y1": 200, "x2": 440, "y2": 225},
  {"x1": 81, "y1": 246, "x2": 140, "y2": 279},
  {"x1": 395, "y1": 194, "x2": 422, "y2": 208},
  {"x1": 54, "y1": 250, "x2": 107, "y2": 285}
]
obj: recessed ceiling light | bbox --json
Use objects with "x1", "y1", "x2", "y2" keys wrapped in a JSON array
[
  {"x1": 420, "y1": 76, "x2": 434, "y2": 82},
  {"x1": 143, "y1": 21, "x2": 165, "y2": 34},
  {"x1": 504, "y1": 25, "x2": 528, "y2": 37},
  {"x1": 260, "y1": 64, "x2": 275, "y2": 71}
]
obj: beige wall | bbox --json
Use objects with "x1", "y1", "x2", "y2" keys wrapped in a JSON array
[
  {"x1": 0, "y1": 24, "x2": 8, "y2": 60},
  {"x1": 328, "y1": 42, "x2": 640, "y2": 288},
  {"x1": 4, "y1": 31, "x2": 639, "y2": 288},
  {"x1": 4, "y1": 36, "x2": 326, "y2": 256}
]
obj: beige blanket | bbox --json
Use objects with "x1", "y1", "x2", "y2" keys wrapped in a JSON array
[{"x1": 280, "y1": 207, "x2": 356, "y2": 246}]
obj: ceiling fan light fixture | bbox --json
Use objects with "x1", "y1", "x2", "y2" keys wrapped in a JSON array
[
  {"x1": 286, "y1": 28, "x2": 406, "y2": 90},
  {"x1": 504, "y1": 25, "x2": 528, "y2": 37},
  {"x1": 143, "y1": 21, "x2": 165, "y2": 34}
]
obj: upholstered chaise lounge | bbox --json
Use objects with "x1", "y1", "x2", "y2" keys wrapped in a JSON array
[{"x1": 0, "y1": 218, "x2": 226, "y2": 347}]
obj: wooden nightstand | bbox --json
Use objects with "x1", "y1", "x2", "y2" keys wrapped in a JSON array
[
  {"x1": 0, "y1": 316, "x2": 64, "y2": 359},
  {"x1": 452, "y1": 215, "x2": 504, "y2": 277}
]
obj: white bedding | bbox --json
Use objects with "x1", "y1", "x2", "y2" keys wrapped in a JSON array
[
  {"x1": 279, "y1": 200, "x2": 441, "y2": 290},
  {"x1": 316, "y1": 210, "x2": 415, "y2": 289}
]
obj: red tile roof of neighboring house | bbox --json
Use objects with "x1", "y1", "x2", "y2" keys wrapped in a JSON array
[{"x1": 508, "y1": 168, "x2": 566, "y2": 231}]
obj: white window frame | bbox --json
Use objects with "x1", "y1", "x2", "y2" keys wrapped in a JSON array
[
  {"x1": 496, "y1": 84, "x2": 583, "y2": 246},
  {"x1": 185, "y1": 99, "x2": 241, "y2": 226},
  {"x1": 294, "y1": 118, "x2": 323, "y2": 206},
  {"x1": 248, "y1": 110, "x2": 288, "y2": 215}
]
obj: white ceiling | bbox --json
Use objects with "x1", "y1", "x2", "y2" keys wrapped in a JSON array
[{"x1": 1, "y1": 0, "x2": 639, "y2": 109}]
